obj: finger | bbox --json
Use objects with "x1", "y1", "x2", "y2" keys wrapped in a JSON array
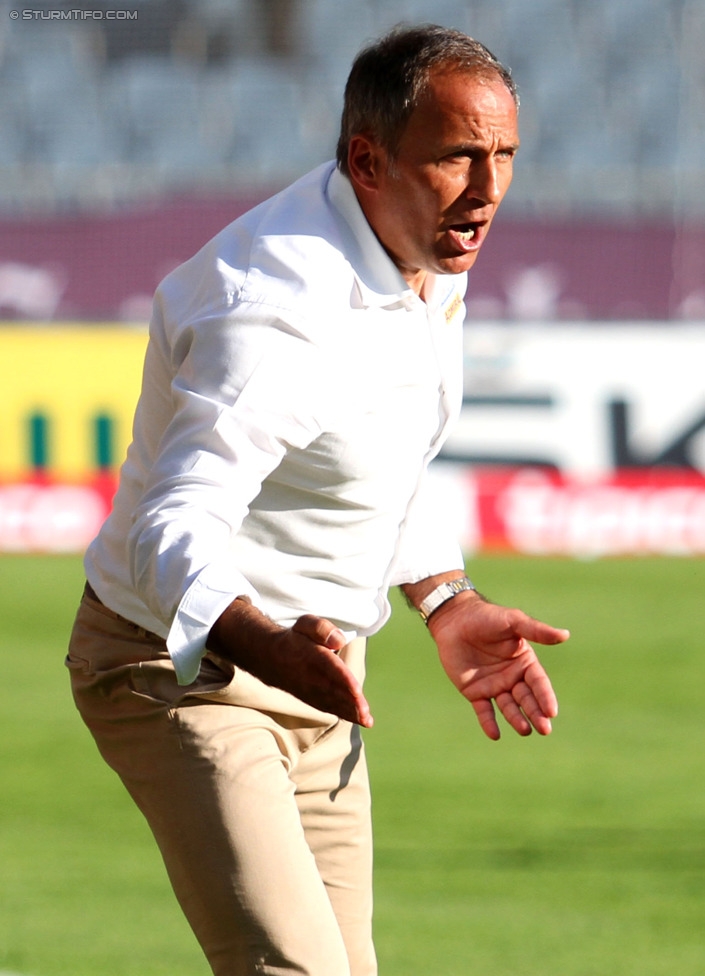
[
  {"x1": 496, "y1": 690, "x2": 532, "y2": 736},
  {"x1": 511, "y1": 612, "x2": 570, "y2": 646},
  {"x1": 292, "y1": 614, "x2": 347, "y2": 650},
  {"x1": 287, "y1": 622, "x2": 374, "y2": 727},
  {"x1": 353, "y1": 692, "x2": 374, "y2": 729},
  {"x1": 471, "y1": 698, "x2": 502, "y2": 741},
  {"x1": 296, "y1": 653, "x2": 374, "y2": 728},
  {"x1": 316, "y1": 676, "x2": 370, "y2": 726},
  {"x1": 327, "y1": 661, "x2": 372, "y2": 723},
  {"x1": 511, "y1": 681, "x2": 553, "y2": 736},
  {"x1": 523, "y1": 660, "x2": 559, "y2": 720},
  {"x1": 326, "y1": 676, "x2": 375, "y2": 729}
]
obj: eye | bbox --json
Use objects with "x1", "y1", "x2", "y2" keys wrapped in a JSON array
[{"x1": 443, "y1": 150, "x2": 475, "y2": 166}]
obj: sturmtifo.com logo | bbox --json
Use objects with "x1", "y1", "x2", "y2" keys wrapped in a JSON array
[{"x1": 10, "y1": 7, "x2": 138, "y2": 19}]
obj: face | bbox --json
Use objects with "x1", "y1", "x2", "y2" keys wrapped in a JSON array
[{"x1": 349, "y1": 68, "x2": 519, "y2": 294}]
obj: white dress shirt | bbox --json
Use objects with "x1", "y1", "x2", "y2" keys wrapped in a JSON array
[{"x1": 85, "y1": 161, "x2": 467, "y2": 685}]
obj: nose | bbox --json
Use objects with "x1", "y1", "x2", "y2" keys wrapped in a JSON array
[{"x1": 466, "y1": 156, "x2": 503, "y2": 205}]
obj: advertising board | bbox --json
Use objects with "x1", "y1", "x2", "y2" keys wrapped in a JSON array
[
  {"x1": 1, "y1": 322, "x2": 704, "y2": 555},
  {"x1": 436, "y1": 322, "x2": 705, "y2": 555},
  {"x1": 0, "y1": 325, "x2": 146, "y2": 552}
]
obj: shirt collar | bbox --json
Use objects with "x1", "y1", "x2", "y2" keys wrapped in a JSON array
[{"x1": 326, "y1": 165, "x2": 419, "y2": 310}]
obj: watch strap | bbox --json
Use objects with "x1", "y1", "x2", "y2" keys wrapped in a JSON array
[{"x1": 418, "y1": 576, "x2": 476, "y2": 624}]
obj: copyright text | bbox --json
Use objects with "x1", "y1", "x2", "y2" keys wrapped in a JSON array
[{"x1": 10, "y1": 9, "x2": 138, "y2": 19}]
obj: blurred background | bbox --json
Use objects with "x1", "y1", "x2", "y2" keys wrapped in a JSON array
[
  {"x1": 1, "y1": 8, "x2": 704, "y2": 975},
  {"x1": 1, "y1": 0, "x2": 705, "y2": 556}
]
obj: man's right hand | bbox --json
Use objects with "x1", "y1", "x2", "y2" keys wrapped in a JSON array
[{"x1": 207, "y1": 598, "x2": 373, "y2": 727}]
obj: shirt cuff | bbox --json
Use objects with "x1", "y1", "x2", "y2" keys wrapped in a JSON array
[
  {"x1": 166, "y1": 561, "x2": 262, "y2": 685},
  {"x1": 388, "y1": 538, "x2": 465, "y2": 588}
]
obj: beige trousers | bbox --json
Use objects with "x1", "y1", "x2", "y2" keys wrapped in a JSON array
[{"x1": 67, "y1": 587, "x2": 377, "y2": 976}]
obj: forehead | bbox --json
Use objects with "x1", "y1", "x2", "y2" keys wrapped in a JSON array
[{"x1": 402, "y1": 67, "x2": 519, "y2": 146}]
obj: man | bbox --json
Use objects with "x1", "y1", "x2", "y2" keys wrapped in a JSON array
[{"x1": 67, "y1": 23, "x2": 569, "y2": 976}]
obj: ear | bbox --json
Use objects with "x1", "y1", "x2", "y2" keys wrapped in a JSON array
[{"x1": 347, "y1": 133, "x2": 387, "y2": 192}]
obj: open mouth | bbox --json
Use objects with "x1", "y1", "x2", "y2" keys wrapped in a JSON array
[
  {"x1": 451, "y1": 222, "x2": 478, "y2": 242},
  {"x1": 445, "y1": 221, "x2": 484, "y2": 251}
]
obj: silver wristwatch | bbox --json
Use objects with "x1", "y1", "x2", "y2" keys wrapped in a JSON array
[{"x1": 418, "y1": 577, "x2": 476, "y2": 624}]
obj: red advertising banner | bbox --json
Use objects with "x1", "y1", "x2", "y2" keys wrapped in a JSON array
[
  {"x1": 0, "y1": 473, "x2": 117, "y2": 554},
  {"x1": 4, "y1": 467, "x2": 704, "y2": 557},
  {"x1": 467, "y1": 467, "x2": 705, "y2": 557}
]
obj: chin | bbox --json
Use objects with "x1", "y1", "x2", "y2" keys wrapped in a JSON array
[{"x1": 437, "y1": 251, "x2": 481, "y2": 275}]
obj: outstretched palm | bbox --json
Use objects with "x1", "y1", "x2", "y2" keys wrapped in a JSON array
[{"x1": 428, "y1": 594, "x2": 570, "y2": 740}]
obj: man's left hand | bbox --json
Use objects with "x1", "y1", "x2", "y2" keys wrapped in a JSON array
[{"x1": 427, "y1": 590, "x2": 570, "y2": 740}]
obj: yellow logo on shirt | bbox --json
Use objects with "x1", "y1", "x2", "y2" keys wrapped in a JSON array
[{"x1": 444, "y1": 292, "x2": 464, "y2": 324}]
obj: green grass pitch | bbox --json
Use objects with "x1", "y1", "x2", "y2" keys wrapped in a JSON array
[{"x1": 0, "y1": 553, "x2": 703, "y2": 975}]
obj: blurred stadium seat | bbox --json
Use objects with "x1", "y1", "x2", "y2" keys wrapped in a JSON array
[{"x1": 0, "y1": 0, "x2": 702, "y2": 217}]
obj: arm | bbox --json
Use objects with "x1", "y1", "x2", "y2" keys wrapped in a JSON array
[
  {"x1": 207, "y1": 596, "x2": 374, "y2": 727},
  {"x1": 126, "y1": 296, "x2": 336, "y2": 686},
  {"x1": 401, "y1": 572, "x2": 570, "y2": 741}
]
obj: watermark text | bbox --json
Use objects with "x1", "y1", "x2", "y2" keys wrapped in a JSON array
[{"x1": 10, "y1": 9, "x2": 138, "y2": 20}]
